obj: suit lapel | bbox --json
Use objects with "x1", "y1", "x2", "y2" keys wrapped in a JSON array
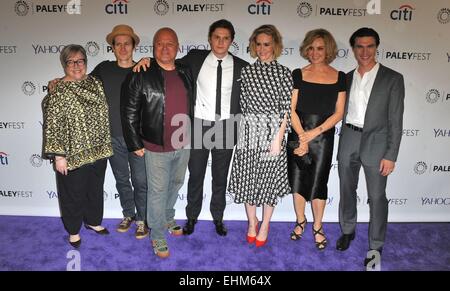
[{"x1": 364, "y1": 64, "x2": 385, "y2": 120}]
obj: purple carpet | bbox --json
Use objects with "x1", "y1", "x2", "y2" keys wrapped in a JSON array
[{"x1": 0, "y1": 215, "x2": 448, "y2": 271}]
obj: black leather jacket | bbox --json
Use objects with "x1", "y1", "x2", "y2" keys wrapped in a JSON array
[{"x1": 121, "y1": 59, "x2": 194, "y2": 152}]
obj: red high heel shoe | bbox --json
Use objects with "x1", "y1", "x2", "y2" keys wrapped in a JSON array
[
  {"x1": 255, "y1": 225, "x2": 269, "y2": 247},
  {"x1": 246, "y1": 219, "x2": 259, "y2": 244}
]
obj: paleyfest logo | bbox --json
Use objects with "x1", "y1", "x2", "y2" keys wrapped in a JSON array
[{"x1": 14, "y1": 0, "x2": 81, "y2": 16}]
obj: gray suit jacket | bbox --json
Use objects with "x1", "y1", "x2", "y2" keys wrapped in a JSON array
[{"x1": 338, "y1": 64, "x2": 405, "y2": 165}]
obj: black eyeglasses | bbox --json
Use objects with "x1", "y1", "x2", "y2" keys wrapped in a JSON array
[{"x1": 65, "y1": 59, "x2": 86, "y2": 67}]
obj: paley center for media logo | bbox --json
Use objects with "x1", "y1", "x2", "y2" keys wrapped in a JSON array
[
  {"x1": 0, "y1": 190, "x2": 33, "y2": 198},
  {"x1": 103, "y1": 190, "x2": 120, "y2": 201},
  {"x1": 0, "y1": 121, "x2": 25, "y2": 130},
  {"x1": 414, "y1": 161, "x2": 450, "y2": 175},
  {"x1": 0, "y1": 45, "x2": 17, "y2": 54},
  {"x1": 30, "y1": 154, "x2": 53, "y2": 167},
  {"x1": 377, "y1": 49, "x2": 431, "y2": 61},
  {"x1": 153, "y1": 0, "x2": 224, "y2": 16},
  {"x1": 296, "y1": 0, "x2": 373, "y2": 18},
  {"x1": 437, "y1": 8, "x2": 450, "y2": 24},
  {"x1": 425, "y1": 89, "x2": 450, "y2": 104},
  {"x1": 21, "y1": 81, "x2": 48, "y2": 96},
  {"x1": 14, "y1": 0, "x2": 81, "y2": 16}
]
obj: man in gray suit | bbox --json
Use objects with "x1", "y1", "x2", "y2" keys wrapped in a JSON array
[{"x1": 335, "y1": 27, "x2": 405, "y2": 268}]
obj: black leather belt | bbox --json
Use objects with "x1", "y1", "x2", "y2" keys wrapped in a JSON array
[{"x1": 346, "y1": 123, "x2": 363, "y2": 132}]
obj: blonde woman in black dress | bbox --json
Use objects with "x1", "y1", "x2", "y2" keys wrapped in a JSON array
[{"x1": 288, "y1": 29, "x2": 346, "y2": 250}]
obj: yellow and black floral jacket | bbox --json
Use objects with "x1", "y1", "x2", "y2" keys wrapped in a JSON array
[{"x1": 43, "y1": 75, "x2": 113, "y2": 170}]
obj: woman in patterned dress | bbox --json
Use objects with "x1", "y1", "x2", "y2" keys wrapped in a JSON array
[
  {"x1": 228, "y1": 25, "x2": 293, "y2": 247},
  {"x1": 43, "y1": 45, "x2": 113, "y2": 248},
  {"x1": 287, "y1": 29, "x2": 346, "y2": 250}
]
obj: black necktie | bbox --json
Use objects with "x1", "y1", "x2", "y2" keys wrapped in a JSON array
[{"x1": 216, "y1": 60, "x2": 222, "y2": 119}]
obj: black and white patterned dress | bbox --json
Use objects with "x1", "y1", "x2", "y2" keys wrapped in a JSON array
[{"x1": 228, "y1": 60, "x2": 293, "y2": 206}]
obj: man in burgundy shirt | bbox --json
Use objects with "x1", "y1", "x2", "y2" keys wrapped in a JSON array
[{"x1": 121, "y1": 27, "x2": 194, "y2": 258}]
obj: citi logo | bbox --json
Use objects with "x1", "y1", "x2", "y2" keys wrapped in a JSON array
[
  {"x1": 390, "y1": 4, "x2": 414, "y2": 21},
  {"x1": 105, "y1": 0, "x2": 128, "y2": 14},
  {"x1": 0, "y1": 152, "x2": 9, "y2": 165},
  {"x1": 421, "y1": 197, "x2": 450, "y2": 205},
  {"x1": 248, "y1": 0, "x2": 272, "y2": 15}
]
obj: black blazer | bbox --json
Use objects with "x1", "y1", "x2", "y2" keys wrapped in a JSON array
[{"x1": 179, "y1": 49, "x2": 249, "y2": 115}]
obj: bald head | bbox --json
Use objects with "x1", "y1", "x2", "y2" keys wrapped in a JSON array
[
  {"x1": 153, "y1": 27, "x2": 179, "y2": 46},
  {"x1": 153, "y1": 27, "x2": 179, "y2": 70}
]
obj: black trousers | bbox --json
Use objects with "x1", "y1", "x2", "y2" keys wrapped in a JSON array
[
  {"x1": 56, "y1": 159, "x2": 107, "y2": 235},
  {"x1": 186, "y1": 118, "x2": 236, "y2": 221}
]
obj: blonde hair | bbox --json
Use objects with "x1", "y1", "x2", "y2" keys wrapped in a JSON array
[
  {"x1": 299, "y1": 29, "x2": 337, "y2": 64},
  {"x1": 248, "y1": 24, "x2": 283, "y2": 59}
]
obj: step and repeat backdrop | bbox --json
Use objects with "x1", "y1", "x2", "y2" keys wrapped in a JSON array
[{"x1": 1, "y1": 0, "x2": 449, "y2": 222}]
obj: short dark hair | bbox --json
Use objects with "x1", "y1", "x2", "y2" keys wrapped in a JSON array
[
  {"x1": 349, "y1": 27, "x2": 380, "y2": 48},
  {"x1": 208, "y1": 19, "x2": 235, "y2": 41}
]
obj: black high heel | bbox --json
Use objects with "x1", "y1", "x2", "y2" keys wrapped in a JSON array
[
  {"x1": 312, "y1": 225, "x2": 328, "y2": 250},
  {"x1": 84, "y1": 224, "x2": 110, "y2": 235},
  {"x1": 69, "y1": 238, "x2": 81, "y2": 248},
  {"x1": 290, "y1": 217, "x2": 307, "y2": 241}
]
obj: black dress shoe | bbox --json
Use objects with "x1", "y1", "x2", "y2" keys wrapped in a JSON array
[
  {"x1": 84, "y1": 225, "x2": 110, "y2": 235},
  {"x1": 364, "y1": 249, "x2": 382, "y2": 268},
  {"x1": 69, "y1": 239, "x2": 81, "y2": 248},
  {"x1": 213, "y1": 220, "x2": 227, "y2": 236},
  {"x1": 182, "y1": 218, "x2": 197, "y2": 235},
  {"x1": 336, "y1": 232, "x2": 355, "y2": 251}
]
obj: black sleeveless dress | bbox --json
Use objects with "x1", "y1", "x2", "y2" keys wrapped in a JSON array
[{"x1": 287, "y1": 69, "x2": 346, "y2": 200}]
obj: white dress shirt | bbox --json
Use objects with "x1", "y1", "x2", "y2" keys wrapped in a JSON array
[
  {"x1": 195, "y1": 52, "x2": 233, "y2": 121},
  {"x1": 346, "y1": 63, "x2": 380, "y2": 128}
]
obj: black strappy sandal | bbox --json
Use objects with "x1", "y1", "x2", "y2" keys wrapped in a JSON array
[
  {"x1": 312, "y1": 225, "x2": 328, "y2": 250},
  {"x1": 290, "y1": 218, "x2": 307, "y2": 241}
]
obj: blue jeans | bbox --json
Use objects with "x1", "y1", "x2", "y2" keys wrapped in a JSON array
[
  {"x1": 144, "y1": 149, "x2": 190, "y2": 240},
  {"x1": 109, "y1": 136, "x2": 147, "y2": 222}
]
